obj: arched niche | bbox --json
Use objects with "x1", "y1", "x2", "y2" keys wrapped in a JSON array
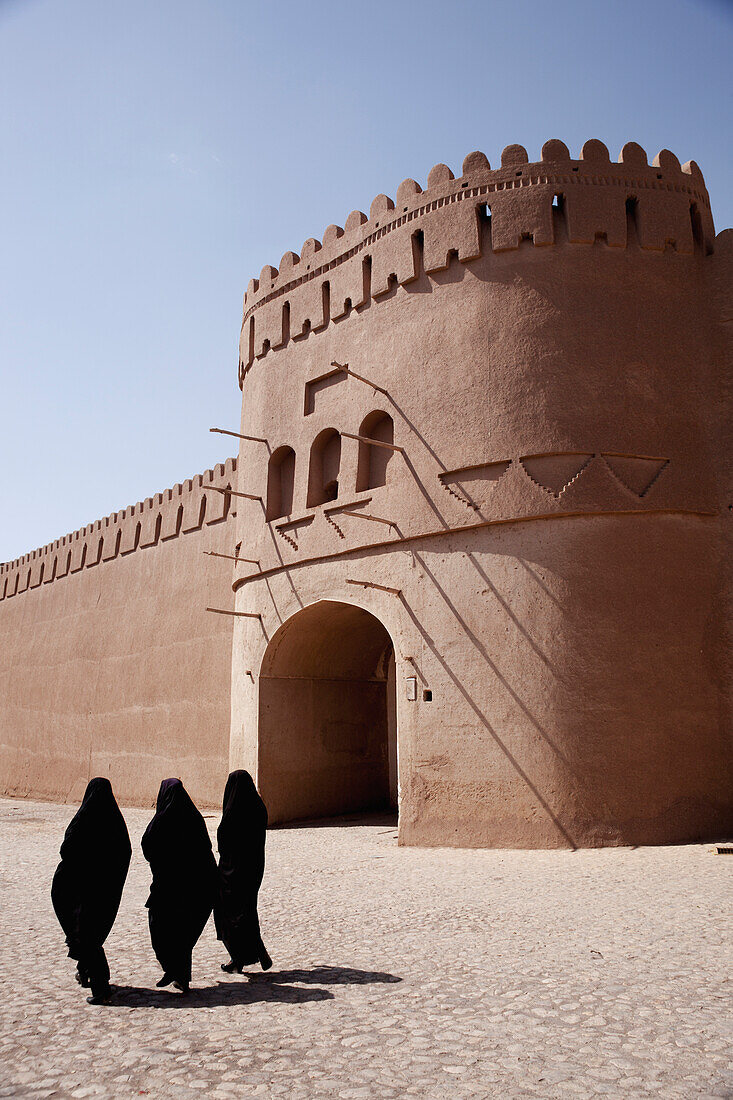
[
  {"x1": 356, "y1": 411, "x2": 394, "y2": 491},
  {"x1": 266, "y1": 446, "x2": 296, "y2": 520},
  {"x1": 307, "y1": 428, "x2": 341, "y2": 507}
]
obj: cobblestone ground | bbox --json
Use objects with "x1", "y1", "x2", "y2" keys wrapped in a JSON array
[{"x1": 0, "y1": 798, "x2": 730, "y2": 1099}]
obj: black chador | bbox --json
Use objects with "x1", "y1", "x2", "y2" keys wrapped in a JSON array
[
  {"x1": 141, "y1": 778, "x2": 217, "y2": 993},
  {"x1": 214, "y1": 770, "x2": 272, "y2": 973},
  {"x1": 51, "y1": 777, "x2": 131, "y2": 1005}
]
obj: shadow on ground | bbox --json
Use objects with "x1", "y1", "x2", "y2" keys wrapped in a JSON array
[
  {"x1": 272, "y1": 812, "x2": 398, "y2": 831},
  {"x1": 107, "y1": 966, "x2": 401, "y2": 1008},
  {"x1": 107, "y1": 981, "x2": 333, "y2": 1009},
  {"x1": 248, "y1": 965, "x2": 402, "y2": 986}
]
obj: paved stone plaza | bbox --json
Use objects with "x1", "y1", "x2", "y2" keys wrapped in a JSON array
[{"x1": 0, "y1": 798, "x2": 730, "y2": 1099}]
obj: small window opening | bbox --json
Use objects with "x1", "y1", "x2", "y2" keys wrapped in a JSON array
[
  {"x1": 626, "y1": 196, "x2": 639, "y2": 243},
  {"x1": 422, "y1": 689, "x2": 432, "y2": 702},
  {"x1": 281, "y1": 301, "x2": 291, "y2": 343},
  {"x1": 690, "y1": 203, "x2": 704, "y2": 250}
]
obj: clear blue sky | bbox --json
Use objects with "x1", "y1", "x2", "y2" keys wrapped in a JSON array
[{"x1": 1, "y1": 0, "x2": 731, "y2": 563}]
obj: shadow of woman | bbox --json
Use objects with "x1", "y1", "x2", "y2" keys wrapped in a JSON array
[
  {"x1": 107, "y1": 981, "x2": 333, "y2": 1009},
  {"x1": 246, "y1": 965, "x2": 402, "y2": 986}
]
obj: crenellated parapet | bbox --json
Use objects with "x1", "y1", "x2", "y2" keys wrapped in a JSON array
[
  {"x1": 0, "y1": 458, "x2": 238, "y2": 601},
  {"x1": 238, "y1": 139, "x2": 715, "y2": 384}
]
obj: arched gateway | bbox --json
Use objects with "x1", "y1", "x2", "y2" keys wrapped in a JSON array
[{"x1": 257, "y1": 601, "x2": 397, "y2": 824}]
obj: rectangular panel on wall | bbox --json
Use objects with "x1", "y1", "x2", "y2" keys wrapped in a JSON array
[
  {"x1": 329, "y1": 251, "x2": 368, "y2": 319},
  {"x1": 181, "y1": 487, "x2": 206, "y2": 533},
  {"x1": 56, "y1": 545, "x2": 71, "y2": 579},
  {"x1": 139, "y1": 503, "x2": 160, "y2": 547},
  {"x1": 490, "y1": 186, "x2": 555, "y2": 251},
  {"x1": 69, "y1": 534, "x2": 87, "y2": 573},
  {"x1": 29, "y1": 555, "x2": 45, "y2": 588},
  {"x1": 253, "y1": 297, "x2": 287, "y2": 355},
  {"x1": 422, "y1": 197, "x2": 481, "y2": 272},
  {"x1": 86, "y1": 530, "x2": 104, "y2": 567},
  {"x1": 160, "y1": 494, "x2": 182, "y2": 540},
  {"x1": 564, "y1": 185, "x2": 626, "y2": 247},
  {"x1": 102, "y1": 523, "x2": 121, "y2": 561},
  {"x1": 635, "y1": 191, "x2": 694, "y2": 253},
  {"x1": 119, "y1": 512, "x2": 140, "y2": 554},
  {"x1": 289, "y1": 279, "x2": 327, "y2": 336},
  {"x1": 370, "y1": 224, "x2": 419, "y2": 296}
]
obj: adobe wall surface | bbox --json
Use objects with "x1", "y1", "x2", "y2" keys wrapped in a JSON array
[
  {"x1": 0, "y1": 461, "x2": 239, "y2": 808},
  {"x1": 230, "y1": 139, "x2": 732, "y2": 847}
]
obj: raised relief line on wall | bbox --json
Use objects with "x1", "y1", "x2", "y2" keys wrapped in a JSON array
[{"x1": 234, "y1": 508, "x2": 717, "y2": 594}]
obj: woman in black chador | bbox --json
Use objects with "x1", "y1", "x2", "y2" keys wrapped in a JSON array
[
  {"x1": 214, "y1": 770, "x2": 272, "y2": 973},
  {"x1": 141, "y1": 778, "x2": 217, "y2": 993},
  {"x1": 51, "y1": 777, "x2": 131, "y2": 1005}
]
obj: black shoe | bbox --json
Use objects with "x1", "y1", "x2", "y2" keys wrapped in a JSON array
[
  {"x1": 156, "y1": 973, "x2": 174, "y2": 988},
  {"x1": 87, "y1": 987, "x2": 112, "y2": 1005},
  {"x1": 221, "y1": 961, "x2": 242, "y2": 974},
  {"x1": 75, "y1": 969, "x2": 90, "y2": 988},
  {"x1": 259, "y1": 949, "x2": 273, "y2": 972},
  {"x1": 172, "y1": 980, "x2": 190, "y2": 994}
]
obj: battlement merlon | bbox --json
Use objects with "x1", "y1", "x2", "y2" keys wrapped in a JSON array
[
  {"x1": 0, "y1": 457, "x2": 238, "y2": 599},
  {"x1": 237, "y1": 139, "x2": 716, "y2": 384}
]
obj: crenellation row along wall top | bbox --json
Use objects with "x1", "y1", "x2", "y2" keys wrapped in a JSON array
[
  {"x1": 0, "y1": 458, "x2": 238, "y2": 598},
  {"x1": 239, "y1": 140, "x2": 717, "y2": 379},
  {"x1": 243, "y1": 139, "x2": 711, "y2": 305}
]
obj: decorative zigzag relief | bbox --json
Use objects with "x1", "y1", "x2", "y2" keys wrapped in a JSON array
[
  {"x1": 440, "y1": 461, "x2": 512, "y2": 508},
  {"x1": 441, "y1": 452, "x2": 671, "y2": 504},
  {"x1": 520, "y1": 453, "x2": 595, "y2": 498},
  {"x1": 600, "y1": 454, "x2": 669, "y2": 497},
  {"x1": 275, "y1": 515, "x2": 314, "y2": 551}
]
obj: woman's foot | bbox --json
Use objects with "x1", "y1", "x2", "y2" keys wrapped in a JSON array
[
  {"x1": 87, "y1": 985, "x2": 112, "y2": 1005},
  {"x1": 220, "y1": 961, "x2": 242, "y2": 974},
  {"x1": 172, "y1": 979, "x2": 190, "y2": 994},
  {"x1": 75, "y1": 968, "x2": 90, "y2": 988},
  {"x1": 259, "y1": 949, "x2": 273, "y2": 972},
  {"x1": 156, "y1": 973, "x2": 174, "y2": 987}
]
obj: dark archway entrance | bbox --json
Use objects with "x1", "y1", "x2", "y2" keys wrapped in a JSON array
[{"x1": 258, "y1": 601, "x2": 397, "y2": 824}]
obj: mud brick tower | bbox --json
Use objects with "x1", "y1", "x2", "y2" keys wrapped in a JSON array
[
  {"x1": 229, "y1": 139, "x2": 732, "y2": 847},
  {"x1": 1, "y1": 138, "x2": 731, "y2": 848}
]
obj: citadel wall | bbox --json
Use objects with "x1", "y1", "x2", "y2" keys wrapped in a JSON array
[
  {"x1": 0, "y1": 460, "x2": 238, "y2": 808},
  {"x1": 230, "y1": 139, "x2": 732, "y2": 847}
]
